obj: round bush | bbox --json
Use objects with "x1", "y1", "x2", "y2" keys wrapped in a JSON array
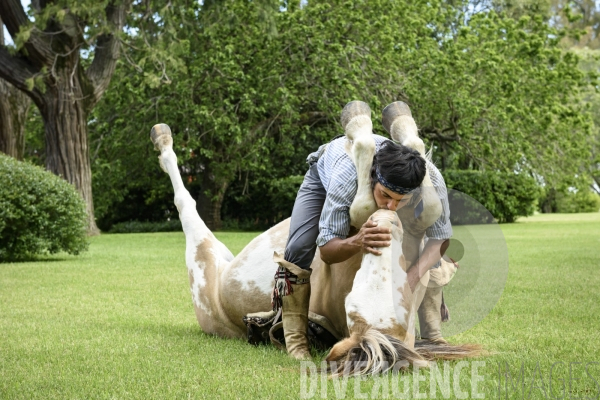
[
  {"x1": 0, "y1": 155, "x2": 88, "y2": 261},
  {"x1": 443, "y1": 170, "x2": 540, "y2": 223}
]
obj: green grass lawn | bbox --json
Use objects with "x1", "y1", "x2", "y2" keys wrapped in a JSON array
[{"x1": 1, "y1": 213, "x2": 600, "y2": 399}]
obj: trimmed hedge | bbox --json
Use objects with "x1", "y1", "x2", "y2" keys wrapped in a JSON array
[
  {"x1": 0, "y1": 155, "x2": 88, "y2": 261},
  {"x1": 443, "y1": 170, "x2": 539, "y2": 223}
]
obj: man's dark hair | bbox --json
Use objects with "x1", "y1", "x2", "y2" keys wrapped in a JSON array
[{"x1": 370, "y1": 140, "x2": 426, "y2": 192}]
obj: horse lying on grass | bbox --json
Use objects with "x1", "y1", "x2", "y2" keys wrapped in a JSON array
[{"x1": 150, "y1": 102, "x2": 480, "y2": 376}]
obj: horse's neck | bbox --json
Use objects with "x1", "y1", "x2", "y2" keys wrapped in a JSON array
[
  {"x1": 309, "y1": 251, "x2": 362, "y2": 338},
  {"x1": 346, "y1": 229, "x2": 409, "y2": 328}
]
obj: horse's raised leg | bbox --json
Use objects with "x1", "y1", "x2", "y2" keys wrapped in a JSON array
[
  {"x1": 150, "y1": 124, "x2": 239, "y2": 336},
  {"x1": 341, "y1": 101, "x2": 378, "y2": 228}
]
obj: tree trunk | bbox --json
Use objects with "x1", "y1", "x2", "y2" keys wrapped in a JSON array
[
  {"x1": 440, "y1": 142, "x2": 448, "y2": 170},
  {"x1": 0, "y1": 78, "x2": 30, "y2": 159},
  {"x1": 196, "y1": 175, "x2": 228, "y2": 231},
  {"x1": 0, "y1": 17, "x2": 30, "y2": 160},
  {"x1": 541, "y1": 188, "x2": 557, "y2": 214},
  {"x1": 40, "y1": 64, "x2": 99, "y2": 235},
  {"x1": 0, "y1": 2, "x2": 128, "y2": 236}
]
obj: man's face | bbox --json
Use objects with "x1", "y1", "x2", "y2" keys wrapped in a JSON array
[{"x1": 372, "y1": 183, "x2": 412, "y2": 211}]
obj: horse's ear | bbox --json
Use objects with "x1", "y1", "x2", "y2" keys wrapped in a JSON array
[{"x1": 325, "y1": 335, "x2": 360, "y2": 362}]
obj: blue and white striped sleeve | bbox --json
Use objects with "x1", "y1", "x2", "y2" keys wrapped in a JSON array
[
  {"x1": 316, "y1": 165, "x2": 357, "y2": 246},
  {"x1": 426, "y1": 163, "x2": 453, "y2": 240}
]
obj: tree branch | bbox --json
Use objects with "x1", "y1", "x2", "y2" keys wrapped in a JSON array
[
  {"x1": 0, "y1": 45, "x2": 43, "y2": 104},
  {"x1": 0, "y1": 0, "x2": 53, "y2": 67},
  {"x1": 420, "y1": 126, "x2": 458, "y2": 142},
  {"x1": 85, "y1": 1, "x2": 128, "y2": 109}
]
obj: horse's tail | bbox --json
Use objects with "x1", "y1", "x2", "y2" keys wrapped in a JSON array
[
  {"x1": 414, "y1": 340, "x2": 483, "y2": 361},
  {"x1": 325, "y1": 329, "x2": 483, "y2": 377},
  {"x1": 326, "y1": 328, "x2": 428, "y2": 377}
]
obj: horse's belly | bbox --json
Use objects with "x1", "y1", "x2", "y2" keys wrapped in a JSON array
[{"x1": 218, "y1": 220, "x2": 290, "y2": 331}]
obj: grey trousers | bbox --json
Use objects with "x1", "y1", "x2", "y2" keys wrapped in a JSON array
[{"x1": 283, "y1": 162, "x2": 327, "y2": 270}]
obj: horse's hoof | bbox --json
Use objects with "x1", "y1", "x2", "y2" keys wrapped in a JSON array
[
  {"x1": 382, "y1": 101, "x2": 412, "y2": 134},
  {"x1": 340, "y1": 100, "x2": 371, "y2": 130},
  {"x1": 150, "y1": 123, "x2": 173, "y2": 151}
]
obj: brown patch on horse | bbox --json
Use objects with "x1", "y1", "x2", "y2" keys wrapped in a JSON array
[
  {"x1": 220, "y1": 277, "x2": 273, "y2": 335},
  {"x1": 346, "y1": 312, "x2": 370, "y2": 334},
  {"x1": 395, "y1": 278, "x2": 412, "y2": 326},
  {"x1": 194, "y1": 238, "x2": 219, "y2": 296},
  {"x1": 380, "y1": 321, "x2": 408, "y2": 342},
  {"x1": 325, "y1": 334, "x2": 361, "y2": 361},
  {"x1": 347, "y1": 312, "x2": 407, "y2": 342},
  {"x1": 190, "y1": 237, "x2": 252, "y2": 338}
]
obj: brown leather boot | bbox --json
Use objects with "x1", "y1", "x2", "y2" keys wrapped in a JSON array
[
  {"x1": 272, "y1": 253, "x2": 312, "y2": 360},
  {"x1": 418, "y1": 285, "x2": 448, "y2": 344},
  {"x1": 282, "y1": 280, "x2": 312, "y2": 360}
]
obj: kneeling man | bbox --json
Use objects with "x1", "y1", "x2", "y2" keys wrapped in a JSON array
[{"x1": 273, "y1": 104, "x2": 452, "y2": 360}]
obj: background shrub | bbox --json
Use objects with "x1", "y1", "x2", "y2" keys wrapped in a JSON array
[
  {"x1": 109, "y1": 220, "x2": 182, "y2": 233},
  {"x1": 559, "y1": 191, "x2": 600, "y2": 213},
  {"x1": 443, "y1": 170, "x2": 540, "y2": 223},
  {"x1": 539, "y1": 188, "x2": 600, "y2": 213},
  {"x1": 222, "y1": 175, "x2": 305, "y2": 231},
  {"x1": 0, "y1": 155, "x2": 88, "y2": 261}
]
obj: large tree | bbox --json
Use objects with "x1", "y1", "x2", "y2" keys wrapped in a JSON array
[
  {"x1": 0, "y1": 1, "x2": 130, "y2": 234},
  {"x1": 0, "y1": 16, "x2": 31, "y2": 160},
  {"x1": 90, "y1": 0, "x2": 596, "y2": 229},
  {"x1": 575, "y1": 48, "x2": 600, "y2": 194},
  {"x1": 91, "y1": 0, "x2": 439, "y2": 230},
  {"x1": 403, "y1": 8, "x2": 594, "y2": 187}
]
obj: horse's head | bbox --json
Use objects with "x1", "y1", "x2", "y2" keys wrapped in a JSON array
[{"x1": 325, "y1": 209, "x2": 430, "y2": 375}]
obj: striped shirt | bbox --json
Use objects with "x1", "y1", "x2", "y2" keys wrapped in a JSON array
[{"x1": 309, "y1": 135, "x2": 452, "y2": 247}]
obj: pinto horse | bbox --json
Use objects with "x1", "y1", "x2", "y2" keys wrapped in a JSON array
[{"x1": 150, "y1": 101, "x2": 479, "y2": 375}]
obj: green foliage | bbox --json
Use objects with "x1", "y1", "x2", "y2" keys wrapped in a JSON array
[
  {"x1": 22, "y1": 106, "x2": 46, "y2": 167},
  {"x1": 0, "y1": 155, "x2": 88, "y2": 261},
  {"x1": 108, "y1": 219, "x2": 182, "y2": 234},
  {"x1": 222, "y1": 175, "x2": 304, "y2": 230},
  {"x1": 407, "y1": 9, "x2": 595, "y2": 189},
  {"x1": 555, "y1": 190, "x2": 600, "y2": 213},
  {"x1": 89, "y1": 0, "x2": 596, "y2": 228},
  {"x1": 574, "y1": 48, "x2": 600, "y2": 196},
  {"x1": 539, "y1": 187, "x2": 600, "y2": 213},
  {"x1": 483, "y1": 0, "x2": 600, "y2": 49},
  {"x1": 443, "y1": 170, "x2": 540, "y2": 223}
]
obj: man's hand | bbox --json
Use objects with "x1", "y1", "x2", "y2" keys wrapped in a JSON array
[
  {"x1": 319, "y1": 220, "x2": 393, "y2": 265},
  {"x1": 405, "y1": 238, "x2": 449, "y2": 292},
  {"x1": 348, "y1": 219, "x2": 392, "y2": 256}
]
